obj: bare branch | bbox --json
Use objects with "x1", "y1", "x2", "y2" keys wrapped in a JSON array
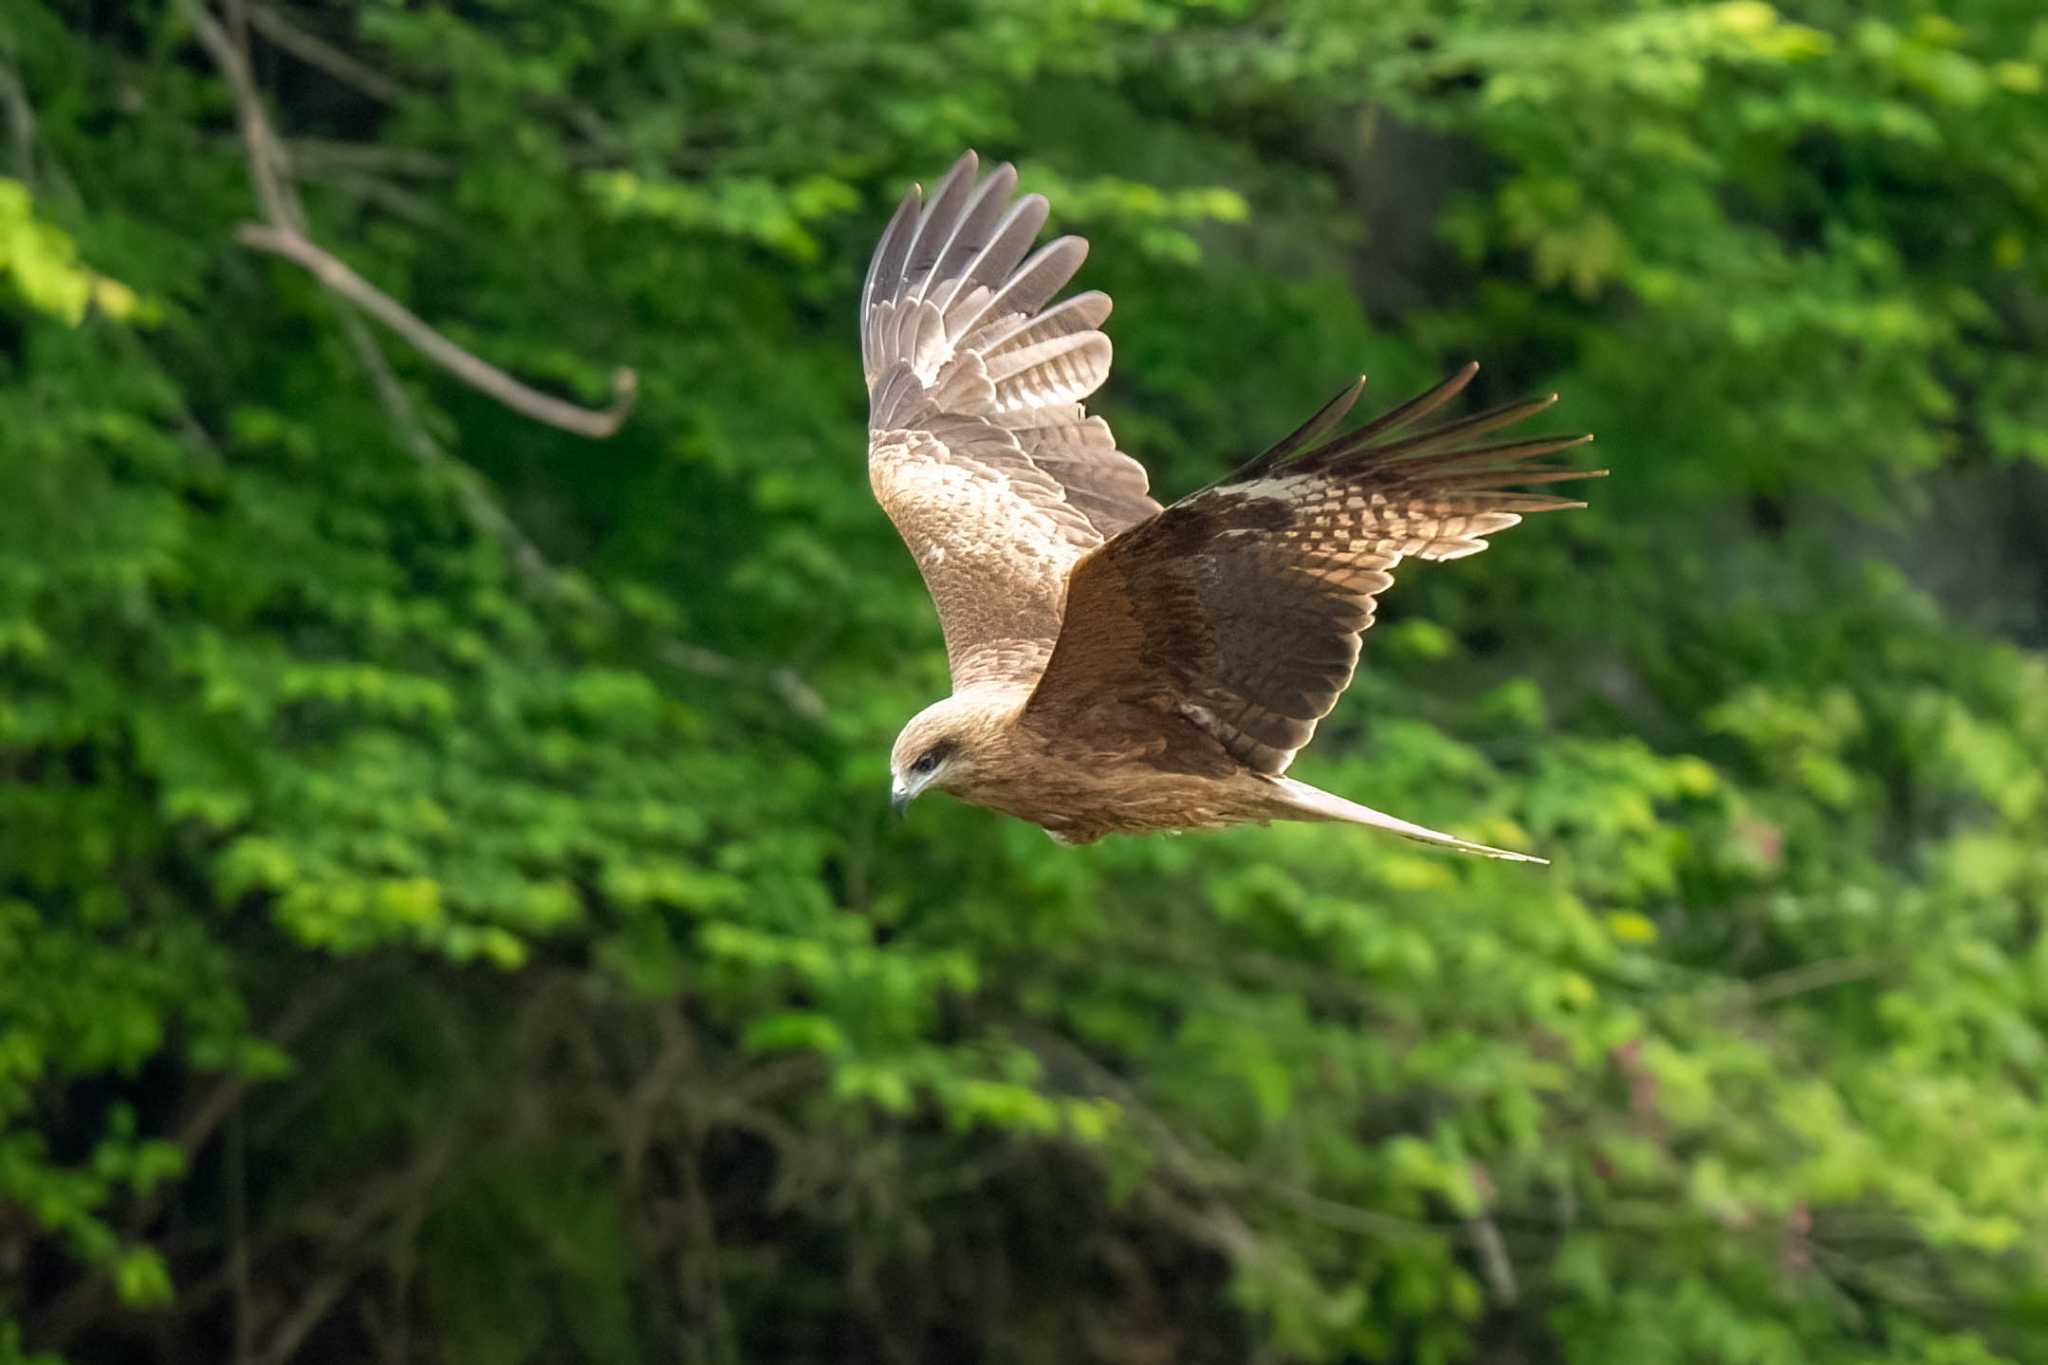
[
  {"x1": 290, "y1": 164, "x2": 452, "y2": 232},
  {"x1": 169, "y1": 971, "x2": 354, "y2": 1163},
  {"x1": 237, "y1": 223, "x2": 638, "y2": 438},
  {"x1": 245, "y1": 3, "x2": 408, "y2": 104},
  {"x1": 1465, "y1": 1213, "x2": 1519, "y2": 1305},
  {"x1": 1744, "y1": 954, "x2": 1892, "y2": 1005},
  {"x1": 331, "y1": 320, "x2": 824, "y2": 717},
  {"x1": 1020, "y1": 1026, "x2": 1441, "y2": 1244},
  {"x1": 254, "y1": 1133, "x2": 458, "y2": 1365},
  {"x1": 178, "y1": 0, "x2": 823, "y2": 717},
  {"x1": 659, "y1": 640, "x2": 829, "y2": 721},
  {"x1": 287, "y1": 138, "x2": 455, "y2": 178},
  {"x1": 179, "y1": 0, "x2": 296, "y2": 225},
  {"x1": 229, "y1": 1111, "x2": 253, "y2": 1365},
  {"x1": 182, "y1": 0, "x2": 635, "y2": 437},
  {"x1": 323, "y1": 282, "x2": 823, "y2": 718},
  {"x1": 0, "y1": 61, "x2": 35, "y2": 181},
  {"x1": 333, "y1": 302, "x2": 559, "y2": 582}
]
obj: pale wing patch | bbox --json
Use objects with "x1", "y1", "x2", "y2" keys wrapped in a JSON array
[
  {"x1": 1190, "y1": 480, "x2": 1526, "y2": 562},
  {"x1": 1213, "y1": 474, "x2": 1318, "y2": 502},
  {"x1": 1026, "y1": 367, "x2": 1599, "y2": 777},
  {"x1": 859, "y1": 153, "x2": 1167, "y2": 689},
  {"x1": 870, "y1": 442, "x2": 1074, "y2": 575},
  {"x1": 870, "y1": 435, "x2": 1076, "y2": 688}
]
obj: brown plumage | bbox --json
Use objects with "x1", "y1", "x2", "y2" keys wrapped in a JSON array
[{"x1": 867, "y1": 152, "x2": 1604, "y2": 862}]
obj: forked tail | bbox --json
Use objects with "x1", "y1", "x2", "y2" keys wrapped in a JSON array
[{"x1": 1270, "y1": 778, "x2": 1546, "y2": 864}]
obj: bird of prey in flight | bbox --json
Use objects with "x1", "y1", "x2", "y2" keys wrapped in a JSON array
[{"x1": 865, "y1": 152, "x2": 1601, "y2": 862}]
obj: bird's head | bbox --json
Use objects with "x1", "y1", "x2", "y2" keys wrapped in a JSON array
[{"x1": 888, "y1": 694, "x2": 1008, "y2": 816}]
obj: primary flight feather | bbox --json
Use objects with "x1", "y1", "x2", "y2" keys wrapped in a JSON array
[{"x1": 865, "y1": 152, "x2": 1603, "y2": 862}]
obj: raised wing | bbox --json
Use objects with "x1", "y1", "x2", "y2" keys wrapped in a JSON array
[
  {"x1": 863, "y1": 151, "x2": 1160, "y2": 689},
  {"x1": 1023, "y1": 364, "x2": 1602, "y2": 772}
]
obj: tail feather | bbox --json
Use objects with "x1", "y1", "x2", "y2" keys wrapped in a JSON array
[{"x1": 1269, "y1": 777, "x2": 1547, "y2": 864}]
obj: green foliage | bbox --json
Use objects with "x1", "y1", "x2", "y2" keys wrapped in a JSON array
[
  {"x1": 0, "y1": 180, "x2": 143, "y2": 324},
  {"x1": 3, "y1": 0, "x2": 2047, "y2": 1361}
]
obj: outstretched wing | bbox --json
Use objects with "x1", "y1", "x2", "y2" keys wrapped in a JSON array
[
  {"x1": 863, "y1": 151, "x2": 1160, "y2": 689},
  {"x1": 1023, "y1": 364, "x2": 1602, "y2": 773}
]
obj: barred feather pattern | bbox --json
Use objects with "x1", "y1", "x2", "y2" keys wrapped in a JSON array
[
  {"x1": 862, "y1": 151, "x2": 1160, "y2": 688},
  {"x1": 1024, "y1": 364, "x2": 1601, "y2": 775}
]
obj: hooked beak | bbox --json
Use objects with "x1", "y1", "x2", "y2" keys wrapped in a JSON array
[{"x1": 890, "y1": 779, "x2": 913, "y2": 819}]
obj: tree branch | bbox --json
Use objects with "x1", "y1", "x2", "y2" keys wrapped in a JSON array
[
  {"x1": 1465, "y1": 1213, "x2": 1518, "y2": 1305},
  {"x1": 244, "y1": 3, "x2": 408, "y2": 104},
  {"x1": 286, "y1": 139, "x2": 456, "y2": 178},
  {"x1": 0, "y1": 60, "x2": 35, "y2": 181},
  {"x1": 1743, "y1": 954, "x2": 1892, "y2": 1005},
  {"x1": 181, "y1": 0, "x2": 635, "y2": 437},
  {"x1": 178, "y1": 0, "x2": 826, "y2": 718},
  {"x1": 179, "y1": 0, "x2": 295, "y2": 226},
  {"x1": 288, "y1": 164, "x2": 451, "y2": 232},
  {"x1": 658, "y1": 640, "x2": 828, "y2": 721},
  {"x1": 235, "y1": 223, "x2": 637, "y2": 438},
  {"x1": 1020, "y1": 1026, "x2": 1441, "y2": 1244}
]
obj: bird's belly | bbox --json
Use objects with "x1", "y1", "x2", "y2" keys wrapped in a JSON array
[{"x1": 974, "y1": 765, "x2": 1273, "y2": 844}]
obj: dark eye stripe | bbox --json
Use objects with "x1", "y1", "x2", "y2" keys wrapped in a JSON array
[{"x1": 913, "y1": 738, "x2": 959, "y2": 774}]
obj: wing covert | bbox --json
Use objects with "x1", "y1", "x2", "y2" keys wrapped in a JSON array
[{"x1": 1023, "y1": 365, "x2": 1603, "y2": 773}]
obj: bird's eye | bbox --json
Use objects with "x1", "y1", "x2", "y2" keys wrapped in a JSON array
[{"x1": 913, "y1": 753, "x2": 939, "y2": 776}]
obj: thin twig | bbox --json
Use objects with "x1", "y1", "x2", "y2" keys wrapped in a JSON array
[
  {"x1": 183, "y1": 0, "x2": 635, "y2": 437},
  {"x1": 37, "y1": 972, "x2": 360, "y2": 1349},
  {"x1": 1744, "y1": 954, "x2": 1892, "y2": 1005},
  {"x1": 0, "y1": 61, "x2": 34, "y2": 181},
  {"x1": 171, "y1": 969, "x2": 355, "y2": 1160},
  {"x1": 336, "y1": 316, "x2": 820, "y2": 718},
  {"x1": 1022, "y1": 1026, "x2": 1441, "y2": 1243},
  {"x1": 291, "y1": 164, "x2": 452, "y2": 232},
  {"x1": 237, "y1": 223, "x2": 638, "y2": 438},
  {"x1": 254, "y1": 1134, "x2": 458, "y2": 1365},
  {"x1": 334, "y1": 301, "x2": 557, "y2": 581},
  {"x1": 255, "y1": 1269, "x2": 359, "y2": 1365},
  {"x1": 181, "y1": 0, "x2": 823, "y2": 716},
  {"x1": 659, "y1": 640, "x2": 829, "y2": 720},
  {"x1": 330, "y1": 277, "x2": 820, "y2": 716},
  {"x1": 230, "y1": 1109, "x2": 253, "y2": 1365},
  {"x1": 1465, "y1": 1213, "x2": 1518, "y2": 1305},
  {"x1": 245, "y1": 3, "x2": 407, "y2": 104},
  {"x1": 180, "y1": 0, "x2": 295, "y2": 224},
  {"x1": 286, "y1": 138, "x2": 455, "y2": 178}
]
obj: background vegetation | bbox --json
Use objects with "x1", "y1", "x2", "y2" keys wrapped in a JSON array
[{"x1": 5, "y1": 1, "x2": 2048, "y2": 1361}]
